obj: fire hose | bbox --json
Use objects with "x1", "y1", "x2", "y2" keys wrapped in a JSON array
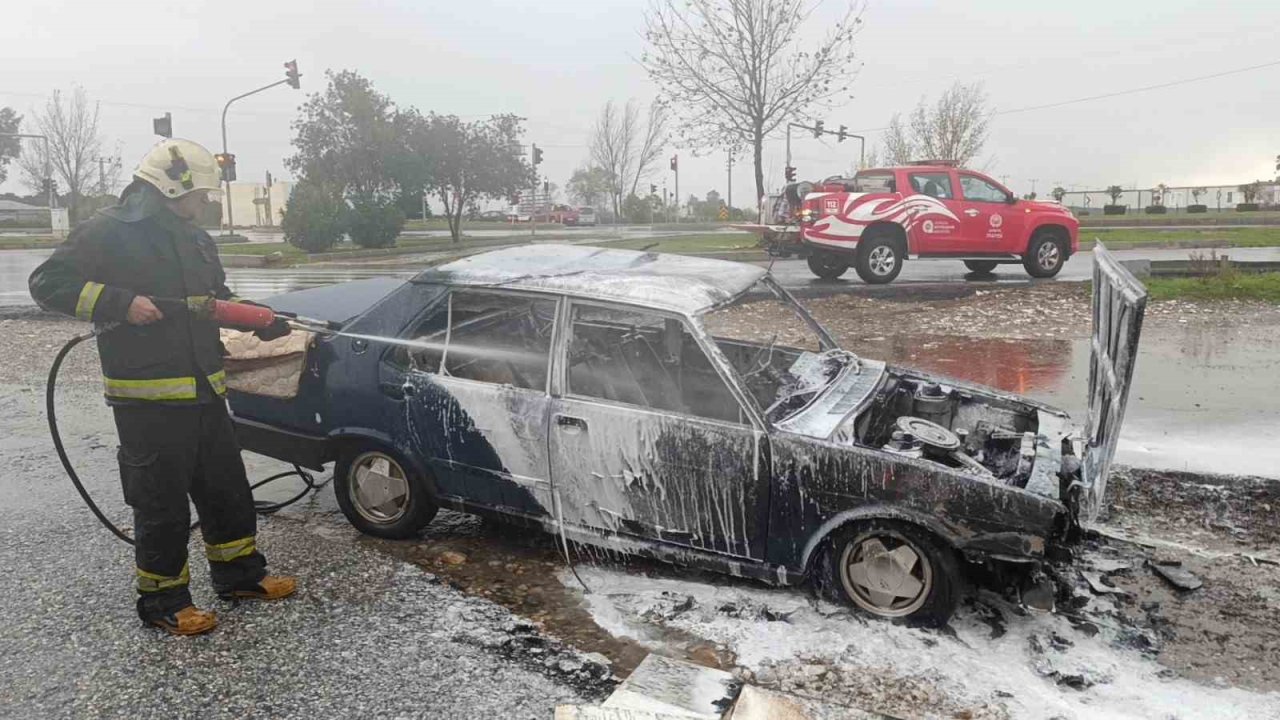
[{"x1": 47, "y1": 298, "x2": 338, "y2": 545}]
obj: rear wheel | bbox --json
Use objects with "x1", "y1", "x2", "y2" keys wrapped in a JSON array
[
  {"x1": 854, "y1": 233, "x2": 904, "y2": 284},
  {"x1": 964, "y1": 260, "x2": 999, "y2": 274},
  {"x1": 334, "y1": 445, "x2": 438, "y2": 539},
  {"x1": 1023, "y1": 230, "x2": 1067, "y2": 278},
  {"x1": 817, "y1": 519, "x2": 960, "y2": 626},
  {"x1": 806, "y1": 252, "x2": 849, "y2": 280}
]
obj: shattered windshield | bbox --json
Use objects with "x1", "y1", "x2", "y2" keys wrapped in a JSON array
[{"x1": 701, "y1": 279, "x2": 848, "y2": 420}]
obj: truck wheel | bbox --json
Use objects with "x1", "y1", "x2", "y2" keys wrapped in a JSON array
[
  {"x1": 806, "y1": 252, "x2": 849, "y2": 280},
  {"x1": 964, "y1": 260, "x2": 999, "y2": 274},
  {"x1": 1023, "y1": 230, "x2": 1067, "y2": 278},
  {"x1": 854, "y1": 233, "x2": 904, "y2": 284},
  {"x1": 817, "y1": 519, "x2": 960, "y2": 627},
  {"x1": 334, "y1": 444, "x2": 438, "y2": 539}
]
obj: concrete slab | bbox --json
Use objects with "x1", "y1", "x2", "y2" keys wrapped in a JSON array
[
  {"x1": 728, "y1": 685, "x2": 894, "y2": 720},
  {"x1": 602, "y1": 654, "x2": 741, "y2": 720}
]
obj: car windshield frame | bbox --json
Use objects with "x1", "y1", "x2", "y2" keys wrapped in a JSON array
[{"x1": 693, "y1": 275, "x2": 843, "y2": 423}]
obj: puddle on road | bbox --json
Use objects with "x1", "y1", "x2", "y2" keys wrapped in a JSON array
[{"x1": 855, "y1": 325, "x2": 1280, "y2": 479}]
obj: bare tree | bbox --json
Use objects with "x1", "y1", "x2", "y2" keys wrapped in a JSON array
[
  {"x1": 17, "y1": 88, "x2": 105, "y2": 218},
  {"x1": 641, "y1": 0, "x2": 864, "y2": 206},
  {"x1": 907, "y1": 82, "x2": 990, "y2": 166},
  {"x1": 880, "y1": 113, "x2": 914, "y2": 165},
  {"x1": 589, "y1": 99, "x2": 668, "y2": 220}
]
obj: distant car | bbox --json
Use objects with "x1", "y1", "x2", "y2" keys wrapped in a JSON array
[
  {"x1": 476, "y1": 210, "x2": 508, "y2": 222},
  {"x1": 575, "y1": 207, "x2": 598, "y2": 226},
  {"x1": 740, "y1": 164, "x2": 1079, "y2": 284},
  {"x1": 227, "y1": 244, "x2": 1145, "y2": 625}
]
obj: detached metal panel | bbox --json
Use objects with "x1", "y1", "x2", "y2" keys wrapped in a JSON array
[{"x1": 1081, "y1": 242, "x2": 1148, "y2": 522}]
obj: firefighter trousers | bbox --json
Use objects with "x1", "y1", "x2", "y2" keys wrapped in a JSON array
[{"x1": 113, "y1": 400, "x2": 267, "y2": 621}]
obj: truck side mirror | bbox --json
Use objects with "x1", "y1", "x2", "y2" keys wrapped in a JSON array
[{"x1": 1005, "y1": 192, "x2": 1018, "y2": 205}]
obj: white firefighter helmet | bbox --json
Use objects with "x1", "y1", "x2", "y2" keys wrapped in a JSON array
[{"x1": 133, "y1": 138, "x2": 223, "y2": 199}]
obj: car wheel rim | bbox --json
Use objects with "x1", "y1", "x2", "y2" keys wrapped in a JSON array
[
  {"x1": 839, "y1": 533, "x2": 933, "y2": 617},
  {"x1": 1037, "y1": 242, "x2": 1060, "y2": 270},
  {"x1": 349, "y1": 452, "x2": 410, "y2": 524},
  {"x1": 868, "y1": 246, "x2": 896, "y2": 276}
]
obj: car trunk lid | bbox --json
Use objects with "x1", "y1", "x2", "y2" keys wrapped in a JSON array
[{"x1": 1080, "y1": 243, "x2": 1148, "y2": 522}]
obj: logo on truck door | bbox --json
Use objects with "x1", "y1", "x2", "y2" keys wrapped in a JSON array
[{"x1": 989, "y1": 214, "x2": 1003, "y2": 229}]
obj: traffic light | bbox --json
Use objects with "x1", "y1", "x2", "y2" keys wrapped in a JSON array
[
  {"x1": 153, "y1": 112, "x2": 172, "y2": 138},
  {"x1": 670, "y1": 154, "x2": 678, "y2": 172},
  {"x1": 837, "y1": 125, "x2": 847, "y2": 142},
  {"x1": 215, "y1": 153, "x2": 237, "y2": 182},
  {"x1": 532, "y1": 144, "x2": 543, "y2": 165},
  {"x1": 512, "y1": 192, "x2": 521, "y2": 205},
  {"x1": 650, "y1": 184, "x2": 657, "y2": 195},
  {"x1": 785, "y1": 166, "x2": 796, "y2": 182},
  {"x1": 41, "y1": 178, "x2": 58, "y2": 197},
  {"x1": 284, "y1": 60, "x2": 301, "y2": 89},
  {"x1": 812, "y1": 120, "x2": 824, "y2": 138},
  {"x1": 543, "y1": 180, "x2": 549, "y2": 194}
]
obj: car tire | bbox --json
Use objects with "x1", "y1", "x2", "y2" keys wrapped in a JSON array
[
  {"x1": 334, "y1": 444, "x2": 438, "y2": 539},
  {"x1": 806, "y1": 252, "x2": 849, "y2": 280},
  {"x1": 964, "y1": 260, "x2": 999, "y2": 274},
  {"x1": 854, "y1": 232, "x2": 905, "y2": 284},
  {"x1": 1023, "y1": 230, "x2": 1067, "y2": 278},
  {"x1": 817, "y1": 519, "x2": 960, "y2": 627}
]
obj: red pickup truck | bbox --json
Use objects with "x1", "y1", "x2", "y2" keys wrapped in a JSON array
[{"x1": 747, "y1": 165, "x2": 1079, "y2": 284}]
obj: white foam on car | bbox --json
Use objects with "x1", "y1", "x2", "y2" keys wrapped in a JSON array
[{"x1": 562, "y1": 566, "x2": 1280, "y2": 719}]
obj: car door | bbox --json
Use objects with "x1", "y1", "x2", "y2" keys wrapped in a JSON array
[
  {"x1": 957, "y1": 172, "x2": 1026, "y2": 253},
  {"x1": 393, "y1": 289, "x2": 560, "y2": 517},
  {"x1": 905, "y1": 170, "x2": 964, "y2": 254},
  {"x1": 548, "y1": 300, "x2": 769, "y2": 559}
]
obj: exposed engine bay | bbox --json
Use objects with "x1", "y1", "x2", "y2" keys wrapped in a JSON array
[{"x1": 763, "y1": 351, "x2": 1078, "y2": 497}]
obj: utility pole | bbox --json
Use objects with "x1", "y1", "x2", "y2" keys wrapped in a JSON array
[
  {"x1": 220, "y1": 60, "x2": 302, "y2": 234},
  {"x1": 92, "y1": 156, "x2": 119, "y2": 196},
  {"x1": 670, "y1": 154, "x2": 679, "y2": 224},
  {"x1": 726, "y1": 151, "x2": 733, "y2": 212}
]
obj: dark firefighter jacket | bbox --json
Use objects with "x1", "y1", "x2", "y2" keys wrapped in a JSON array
[{"x1": 29, "y1": 182, "x2": 240, "y2": 404}]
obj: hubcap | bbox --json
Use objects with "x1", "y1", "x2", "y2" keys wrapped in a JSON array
[
  {"x1": 868, "y1": 246, "x2": 897, "y2": 276},
  {"x1": 1037, "y1": 241, "x2": 1061, "y2": 270},
  {"x1": 349, "y1": 452, "x2": 410, "y2": 524},
  {"x1": 840, "y1": 534, "x2": 932, "y2": 617}
]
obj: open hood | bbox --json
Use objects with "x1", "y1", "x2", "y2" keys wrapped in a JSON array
[{"x1": 1080, "y1": 243, "x2": 1148, "y2": 522}]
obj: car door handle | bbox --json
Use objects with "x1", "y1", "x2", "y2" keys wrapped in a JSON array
[
  {"x1": 556, "y1": 415, "x2": 588, "y2": 433},
  {"x1": 964, "y1": 208, "x2": 980, "y2": 217}
]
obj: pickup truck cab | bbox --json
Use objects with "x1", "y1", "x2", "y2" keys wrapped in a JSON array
[{"x1": 751, "y1": 165, "x2": 1079, "y2": 284}]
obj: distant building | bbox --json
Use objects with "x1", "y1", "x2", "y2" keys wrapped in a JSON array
[
  {"x1": 0, "y1": 199, "x2": 49, "y2": 224},
  {"x1": 219, "y1": 181, "x2": 295, "y2": 228}
]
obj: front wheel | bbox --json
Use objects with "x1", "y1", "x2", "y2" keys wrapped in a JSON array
[
  {"x1": 334, "y1": 445, "x2": 438, "y2": 539},
  {"x1": 817, "y1": 519, "x2": 960, "y2": 626},
  {"x1": 1023, "y1": 231, "x2": 1067, "y2": 278},
  {"x1": 854, "y1": 235, "x2": 904, "y2": 284},
  {"x1": 806, "y1": 252, "x2": 849, "y2": 280}
]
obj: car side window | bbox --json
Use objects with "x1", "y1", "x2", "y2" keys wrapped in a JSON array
[
  {"x1": 395, "y1": 290, "x2": 556, "y2": 392},
  {"x1": 566, "y1": 304, "x2": 744, "y2": 424},
  {"x1": 908, "y1": 172, "x2": 954, "y2": 199},
  {"x1": 960, "y1": 174, "x2": 1008, "y2": 203}
]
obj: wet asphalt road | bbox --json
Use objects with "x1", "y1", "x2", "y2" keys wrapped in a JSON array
[{"x1": 0, "y1": 346, "x2": 603, "y2": 718}]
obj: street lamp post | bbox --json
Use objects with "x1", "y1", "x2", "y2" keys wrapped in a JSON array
[{"x1": 219, "y1": 62, "x2": 301, "y2": 234}]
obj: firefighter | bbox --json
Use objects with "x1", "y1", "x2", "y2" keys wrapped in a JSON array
[{"x1": 30, "y1": 139, "x2": 295, "y2": 636}]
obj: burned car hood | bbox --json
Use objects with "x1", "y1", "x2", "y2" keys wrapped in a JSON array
[{"x1": 261, "y1": 277, "x2": 407, "y2": 326}]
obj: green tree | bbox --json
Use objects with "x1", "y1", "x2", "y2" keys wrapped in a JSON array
[
  {"x1": 567, "y1": 166, "x2": 611, "y2": 208},
  {"x1": 409, "y1": 113, "x2": 533, "y2": 243},
  {"x1": 286, "y1": 70, "x2": 406, "y2": 200},
  {"x1": 0, "y1": 107, "x2": 21, "y2": 184},
  {"x1": 282, "y1": 179, "x2": 347, "y2": 252},
  {"x1": 347, "y1": 197, "x2": 405, "y2": 248},
  {"x1": 1051, "y1": 186, "x2": 1066, "y2": 203},
  {"x1": 1106, "y1": 185, "x2": 1124, "y2": 205},
  {"x1": 1191, "y1": 187, "x2": 1206, "y2": 205},
  {"x1": 1238, "y1": 181, "x2": 1261, "y2": 204}
]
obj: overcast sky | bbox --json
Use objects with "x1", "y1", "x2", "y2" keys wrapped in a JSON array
[{"x1": 2, "y1": 0, "x2": 1277, "y2": 206}]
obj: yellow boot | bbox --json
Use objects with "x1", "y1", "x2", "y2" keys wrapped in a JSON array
[
  {"x1": 218, "y1": 575, "x2": 297, "y2": 602},
  {"x1": 149, "y1": 606, "x2": 218, "y2": 636}
]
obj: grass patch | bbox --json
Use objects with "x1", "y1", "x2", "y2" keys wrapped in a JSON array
[
  {"x1": 1087, "y1": 226, "x2": 1280, "y2": 248},
  {"x1": 0, "y1": 236, "x2": 57, "y2": 248},
  {"x1": 603, "y1": 233, "x2": 759, "y2": 254},
  {"x1": 1146, "y1": 272, "x2": 1280, "y2": 303},
  {"x1": 1078, "y1": 210, "x2": 1280, "y2": 226}
]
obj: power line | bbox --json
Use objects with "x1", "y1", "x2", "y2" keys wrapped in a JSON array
[{"x1": 850, "y1": 58, "x2": 1280, "y2": 134}]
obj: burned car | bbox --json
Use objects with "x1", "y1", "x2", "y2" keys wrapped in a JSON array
[{"x1": 228, "y1": 244, "x2": 1146, "y2": 624}]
